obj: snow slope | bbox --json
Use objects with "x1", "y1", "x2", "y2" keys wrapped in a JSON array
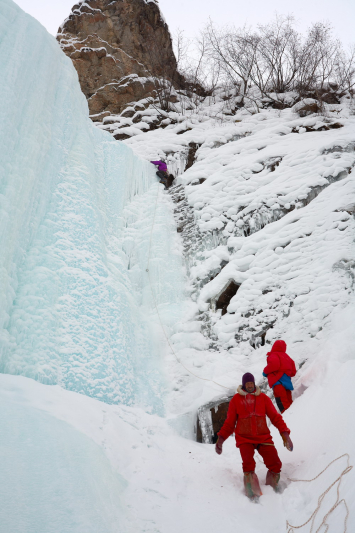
[
  {"x1": 0, "y1": 337, "x2": 354, "y2": 533},
  {"x1": 119, "y1": 54, "x2": 355, "y2": 531},
  {"x1": 124, "y1": 96, "x2": 355, "y2": 419},
  {"x1": 0, "y1": 0, "x2": 354, "y2": 532}
]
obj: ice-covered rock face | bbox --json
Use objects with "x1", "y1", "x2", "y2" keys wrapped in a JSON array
[
  {"x1": 0, "y1": 0, "x2": 185, "y2": 411},
  {"x1": 122, "y1": 88, "x2": 355, "y2": 413},
  {"x1": 57, "y1": 0, "x2": 178, "y2": 121},
  {"x1": 182, "y1": 118, "x2": 355, "y2": 352}
]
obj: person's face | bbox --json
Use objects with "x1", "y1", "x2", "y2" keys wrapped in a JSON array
[{"x1": 245, "y1": 381, "x2": 255, "y2": 393}]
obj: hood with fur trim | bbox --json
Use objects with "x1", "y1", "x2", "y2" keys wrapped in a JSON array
[{"x1": 237, "y1": 385, "x2": 261, "y2": 396}]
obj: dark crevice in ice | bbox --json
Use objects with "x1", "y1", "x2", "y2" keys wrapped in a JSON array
[
  {"x1": 214, "y1": 281, "x2": 240, "y2": 316},
  {"x1": 196, "y1": 394, "x2": 234, "y2": 444}
]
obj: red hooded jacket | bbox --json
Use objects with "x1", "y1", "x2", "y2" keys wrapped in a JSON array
[
  {"x1": 263, "y1": 340, "x2": 296, "y2": 388},
  {"x1": 218, "y1": 385, "x2": 290, "y2": 446}
]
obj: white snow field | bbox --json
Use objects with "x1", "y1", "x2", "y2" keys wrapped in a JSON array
[{"x1": 0, "y1": 0, "x2": 354, "y2": 532}]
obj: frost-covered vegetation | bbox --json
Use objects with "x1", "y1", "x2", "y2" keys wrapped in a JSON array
[{"x1": 98, "y1": 15, "x2": 355, "y2": 138}]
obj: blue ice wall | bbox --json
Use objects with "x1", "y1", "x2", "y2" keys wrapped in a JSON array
[
  {"x1": 0, "y1": 397, "x2": 125, "y2": 533},
  {"x1": 0, "y1": 0, "x2": 184, "y2": 412}
]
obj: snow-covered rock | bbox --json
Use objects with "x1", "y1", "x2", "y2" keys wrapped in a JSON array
[{"x1": 57, "y1": 0, "x2": 179, "y2": 120}]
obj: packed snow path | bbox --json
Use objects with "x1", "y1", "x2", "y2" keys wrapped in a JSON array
[
  {"x1": 0, "y1": 1, "x2": 354, "y2": 532},
  {"x1": 0, "y1": 363, "x2": 354, "y2": 533}
]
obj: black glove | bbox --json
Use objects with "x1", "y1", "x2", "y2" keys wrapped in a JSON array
[
  {"x1": 215, "y1": 436, "x2": 225, "y2": 455},
  {"x1": 281, "y1": 432, "x2": 293, "y2": 451}
]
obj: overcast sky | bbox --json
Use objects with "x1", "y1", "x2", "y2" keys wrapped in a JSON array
[{"x1": 15, "y1": 0, "x2": 355, "y2": 46}]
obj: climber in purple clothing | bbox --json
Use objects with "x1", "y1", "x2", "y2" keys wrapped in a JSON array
[
  {"x1": 151, "y1": 160, "x2": 168, "y2": 172},
  {"x1": 151, "y1": 160, "x2": 169, "y2": 189}
]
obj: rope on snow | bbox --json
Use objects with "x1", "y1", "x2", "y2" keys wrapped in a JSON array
[{"x1": 286, "y1": 453, "x2": 353, "y2": 533}]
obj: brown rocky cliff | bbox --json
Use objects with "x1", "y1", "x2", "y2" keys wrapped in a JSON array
[{"x1": 57, "y1": 0, "x2": 178, "y2": 120}]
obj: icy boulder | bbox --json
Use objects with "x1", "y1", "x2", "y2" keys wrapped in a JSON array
[
  {"x1": 0, "y1": 0, "x2": 183, "y2": 411},
  {"x1": 0, "y1": 392, "x2": 124, "y2": 533}
]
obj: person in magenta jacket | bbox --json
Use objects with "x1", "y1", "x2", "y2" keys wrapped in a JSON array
[
  {"x1": 150, "y1": 160, "x2": 168, "y2": 172},
  {"x1": 215, "y1": 372, "x2": 293, "y2": 497},
  {"x1": 151, "y1": 160, "x2": 169, "y2": 188},
  {"x1": 263, "y1": 340, "x2": 297, "y2": 413},
  {"x1": 150, "y1": 160, "x2": 175, "y2": 189}
]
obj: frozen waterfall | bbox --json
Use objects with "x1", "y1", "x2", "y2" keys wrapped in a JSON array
[{"x1": 0, "y1": 0, "x2": 184, "y2": 413}]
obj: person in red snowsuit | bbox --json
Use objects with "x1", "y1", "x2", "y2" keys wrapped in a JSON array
[
  {"x1": 263, "y1": 340, "x2": 297, "y2": 413},
  {"x1": 215, "y1": 372, "x2": 293, "y2": 495}
]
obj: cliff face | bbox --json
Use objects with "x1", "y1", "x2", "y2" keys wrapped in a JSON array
[{"x1": 57, "y1": 0, "x2": 177, "y2": 120}]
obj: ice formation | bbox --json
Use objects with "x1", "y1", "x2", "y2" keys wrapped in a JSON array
[
  {"x1": 0, "y1": 0, "x2": 184, "y2": 411},
  {"x1": 0, "y1": 386, "x2": 124, "y2": 532}
]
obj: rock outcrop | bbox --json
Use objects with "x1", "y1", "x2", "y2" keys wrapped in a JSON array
[
  {"x1": 196, "y1": 395, "x2": 234, "y2": 444},
  {"x1": 57, "y1": 0, "x2": 178, "y2": 121}
]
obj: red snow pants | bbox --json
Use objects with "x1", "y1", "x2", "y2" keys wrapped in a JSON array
[
  {"x1": 273, "y1": 384, "x2": 293, "y2": 413},
  {"x1": 239, "y1": 443, "x2": 282, "y2": 473}
]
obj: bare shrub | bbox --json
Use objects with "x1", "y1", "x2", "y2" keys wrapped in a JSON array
[
  {"x1": 296, "y1": 22, "x2": 339, "y2": 97},
  {"x1": 204, "y1": 15, "x2": 355, "y2": 111},
  {"x1": 143, "y1": 30, "x2": 184, "y2": 114},
  {"x1": 334, "y1": 45, "x2": 355, "y2": 92},
  {"x1": 255, "y1": 15, "x2": 300, "y2": 94},
  {"x1": 143, "y1": 15, "x2": 354, "y2": 118},
  {"x1": 204, "y1": 21, "x2": 258, "y2": 105}
]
